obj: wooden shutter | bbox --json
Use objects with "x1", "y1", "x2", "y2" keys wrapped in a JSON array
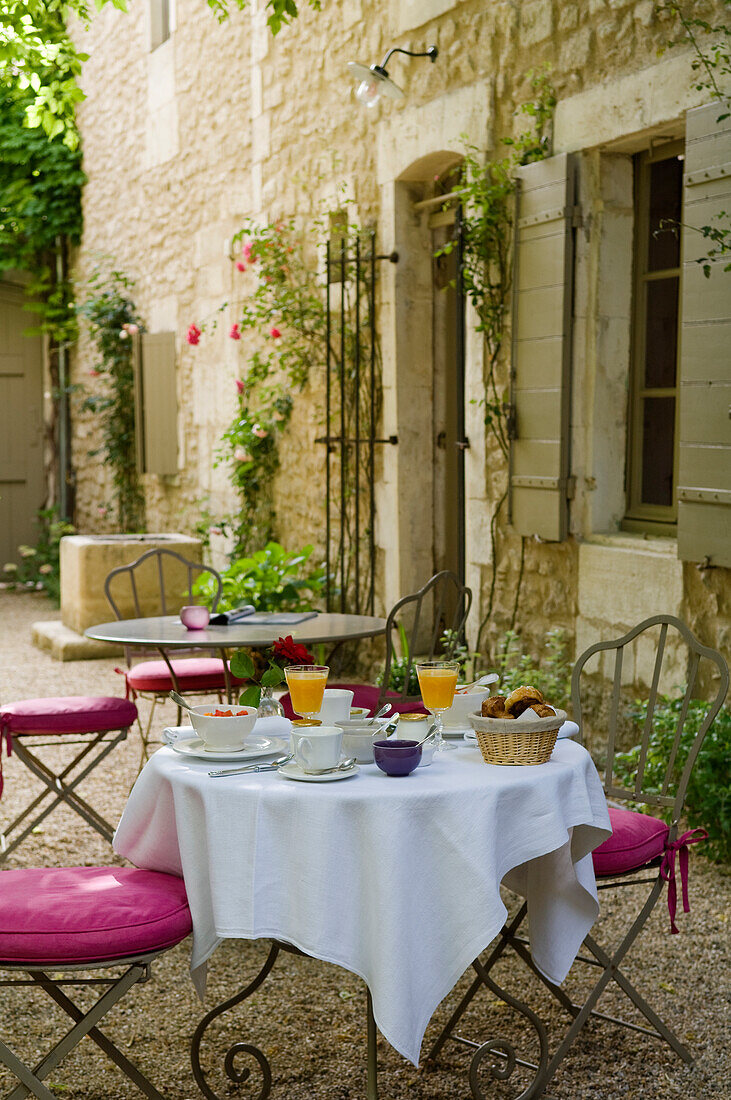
[
  {"x1": 677, "y1": 99, "x2": 731, "y2": 567},
  {"x1": 132, "y1": 332, "x2": 178, "y2": 476},
  {"x1": 509, "y1": 153, "x2": 576, "y2": 541}
]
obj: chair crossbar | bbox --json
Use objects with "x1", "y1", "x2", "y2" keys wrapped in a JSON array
[
  {"x1": 0, "y1": 730, "x2": 128, "y2": 861},
  {"x1": 2, "y1": 964, "x2": 167, "y2": 1100}
]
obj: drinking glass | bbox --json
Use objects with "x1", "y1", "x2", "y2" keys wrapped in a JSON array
[
  {"x1": 284, "y1": 665, "x2": 329, "y2": 723},
  {"x1": 416, "y1": 660, "x2": 460, "y2": 752}
]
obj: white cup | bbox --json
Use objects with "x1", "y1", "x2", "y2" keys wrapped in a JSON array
[
  {"x1": 291, "y1": 725, "x2": 343, "y2": 774},
  {"x1": 315, "y1": 688, "x2": 354, "y2": 725}
]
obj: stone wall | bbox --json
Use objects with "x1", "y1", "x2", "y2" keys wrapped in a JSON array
[{"x1": 70, "y1": 0, "x2": 731, "y2": 696}]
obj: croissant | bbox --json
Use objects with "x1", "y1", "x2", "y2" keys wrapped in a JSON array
[
  {"x1": 504, "y1": 685, "x2": 544, "y2": 717},
  {"x1": 481, "y1": 695, "x2": 508, "y2": 717}
]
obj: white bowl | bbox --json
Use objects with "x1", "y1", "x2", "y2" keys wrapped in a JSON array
[
  {"x1": 336, "y1": 722, "x2": 381, "y2": 763},
  {"x1": 442, "y1": 686, "x2": 491, "y2": 729},
  {"x1": 188, "y1": 704, "x2": 258, "y2": 750}
]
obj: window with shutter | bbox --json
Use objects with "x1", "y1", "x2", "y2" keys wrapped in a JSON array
[
  {"x1": 509, "y1": 153, "x2": 576, "y2": 542},
  {"x1": 677, "y1": 99, "x2": 731, "y2": 567},
  {"x1": 132, "y1": 332, "x2": 178, "y2": 476}
]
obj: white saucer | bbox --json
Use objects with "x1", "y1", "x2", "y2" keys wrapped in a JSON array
[
  {"x1": 171, "y1": 735, "x2": 289, "y2": 762},
  {"x1": 278, "y1": 761, "x2": 359, "y2": 783}
]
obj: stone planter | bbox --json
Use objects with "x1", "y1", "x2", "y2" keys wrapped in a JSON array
[{"x1": 60, "y1": 533, "x2": 203, "y2": 635}]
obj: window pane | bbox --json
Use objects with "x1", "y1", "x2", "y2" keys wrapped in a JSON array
[
  {"x1": 648, "y1": 157, "x2": 682, "y2": 271},
  {"x1": 644, "y1": 276, "x2": 678, "y2": 388},
  {"x1": 641, "y1": 397, "x2": 675, "y2": 507}
]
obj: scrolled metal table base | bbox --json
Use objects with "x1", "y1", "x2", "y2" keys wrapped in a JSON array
[
  {"x1": 427, "y1": 943, "x2": 549, "y2": 1100},
  {"x1": 190, "y1": 941, "x2": 281, "y2": 1100}
]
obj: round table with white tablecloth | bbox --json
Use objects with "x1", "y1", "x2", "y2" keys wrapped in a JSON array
[{"x1": 113, "y1": 725, "x2": 610, "y2": 1068}]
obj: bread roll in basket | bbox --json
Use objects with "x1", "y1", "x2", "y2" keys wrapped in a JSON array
[{"x1": 468, "y1": 707, "x2": 567, "y2": 765}]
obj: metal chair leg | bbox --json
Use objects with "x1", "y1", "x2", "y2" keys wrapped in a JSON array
[{"x1": 366, "y1": 989, "x2": 378, "y2": 1100}]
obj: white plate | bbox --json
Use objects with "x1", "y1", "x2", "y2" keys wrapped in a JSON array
[
  {"x1": 442, "y1": 724, "x2": 472, "y2": 737},
  {"x1": 278, "y1": 761, "x2": 359, "y2": 783},
  {"x1": 171, "y1": 735, "x2": 289, "y2": 762},
  {"x1": 350, "y1": 707, "x2": 370, "y2": 719}
]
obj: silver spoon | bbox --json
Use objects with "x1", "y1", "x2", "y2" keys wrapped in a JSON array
[
  {"x1": 367, "y1": 703, "x2": 392, "y2": 723},
  {"x1": 208, "y1": 753, "x2": 292, "y2": 777},
  {"x1": 169, "y1": 690, "x2": 198, "y2": 715}
]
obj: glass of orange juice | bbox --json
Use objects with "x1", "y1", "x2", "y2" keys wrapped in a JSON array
[
  {"x1": 416, "y1": 660, "x2": 460, "y2": 752},
  {"x1": 285, "y1": 665, "x2": 329, "y2": 723}
]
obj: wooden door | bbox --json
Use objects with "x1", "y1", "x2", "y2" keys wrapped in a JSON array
[
  {"x1": 0, "y1": 283, "x2": 45, "y2": 566},
  {"x1": 431, "y1": 216, "x2": 466, "y2": 593}
]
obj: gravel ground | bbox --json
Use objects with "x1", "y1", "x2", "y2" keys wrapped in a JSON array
[{"x1": 0, "y1": 590, "x2": 728, "y2": 1100}]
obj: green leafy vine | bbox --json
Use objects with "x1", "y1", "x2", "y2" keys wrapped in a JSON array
[
  {"x1": 438, "y1": 71, "x2": 556, "y2": 657},
  {"x1": 76, "y1": 265, "x2": 146, "y2": 531}
]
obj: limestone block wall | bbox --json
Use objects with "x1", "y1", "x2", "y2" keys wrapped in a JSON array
[{"x1": 69, "y1": 0, "x2": 731, "y2": 695}]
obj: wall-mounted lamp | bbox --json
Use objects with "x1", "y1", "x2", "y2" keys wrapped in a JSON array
[{"x1": 347, "y1": 45, "x2": 438, "y2": 109}]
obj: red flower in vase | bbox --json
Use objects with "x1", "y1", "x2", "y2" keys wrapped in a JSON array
[{"x1": 271, "y1": 635, "x2": 314, "y2": 666}]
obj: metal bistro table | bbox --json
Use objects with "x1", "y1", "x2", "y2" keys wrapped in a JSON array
[{"x1": 85, "y1": 612, "x2": 388, "y2": 653}]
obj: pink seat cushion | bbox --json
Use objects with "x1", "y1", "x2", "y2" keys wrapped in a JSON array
[
  {"x1": 592, "y1": 806, "x2": 669, "y2": 877},
  {"x1": 125, "y1": 658, "x2": 245, "y2": 694},
  {"x1": 280, "y1": 683, "x2": 429, "y2": 720},
  {"x1": 0, "y1": 867, "x2": 192, "y2": 964},
  {"x1": 0, "y1": 696, "x2": 138, "y2": 737}
]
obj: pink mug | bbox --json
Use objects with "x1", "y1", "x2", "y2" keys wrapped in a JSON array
[{"x1": 180, "y1": 605, "x2": 210, "y2": 630}]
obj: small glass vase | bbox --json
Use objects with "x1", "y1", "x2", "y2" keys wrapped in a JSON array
[{"x1": 257, "y1": 684, "x2": 285, "y2": 719}]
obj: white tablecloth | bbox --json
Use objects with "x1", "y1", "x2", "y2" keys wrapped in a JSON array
[{"x1": 114, "y1": 724, "x2": 610, "y2": 1066}]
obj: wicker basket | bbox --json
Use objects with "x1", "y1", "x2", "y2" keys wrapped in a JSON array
[{"x1": 468, "y1": 708, "x2": 567, "y2": 766}]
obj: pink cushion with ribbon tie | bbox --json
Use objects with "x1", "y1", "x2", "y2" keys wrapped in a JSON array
[
  {"x1": 125, "y1": 658, "x2": 245, "y2": 694},
  {"x1": 593, "y1": 807, "x2": 708, "y2": 934},
  {"x1": 280, "y1": 684, "x2": 428, "y2": 720},
  {"x1": 0, "y1": 696, "x2": 138, "y2": 736},
  {"x1": 0, "y1": 867, "x2": 192, "y2": 964},
  {"x1": 592, "y1": 806, "x2": 669, "y2": 877}
]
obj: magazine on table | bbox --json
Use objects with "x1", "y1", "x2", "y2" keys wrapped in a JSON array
[{"x1": 209, "y1": 606, "x2": 318, "y2": 626}]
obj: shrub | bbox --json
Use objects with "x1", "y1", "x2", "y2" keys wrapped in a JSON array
[
  {"x1": 614, "y1": 694, "x2": 731, "y2": 864},
  {"x1": 495, "y1": 629, "x2": 572, "y2": 709},
  {"x1": 193, "y1": 541, "x2": 327, "y2": 613},
  {"x1": 1, "y1": 507, "x2": 74, "y2": 605}
]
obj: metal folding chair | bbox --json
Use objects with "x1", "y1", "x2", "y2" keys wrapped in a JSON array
[
  {"x1": 105, "y1": 547, "x2": 242, "y2": 755},
  {"x1": 0, "y1": 865, "x2": 191, "y2": 1099},
  {"x1": 427, "y1": 614, "x2": 728, "y2": 1095},
  {"x1": 280, "y1": 570, "x2": 473, "y2": 717},
  {"x1": 0, "y1": 695, "x2": 137, "y2": 864}
]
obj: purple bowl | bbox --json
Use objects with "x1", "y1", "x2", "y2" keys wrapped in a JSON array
[
  {"x1": 180, "y1": 605, "x2": 210, "y2": 630},
  {"x1": 373, "y1": 739, "x2": 422, "y2": 777}
]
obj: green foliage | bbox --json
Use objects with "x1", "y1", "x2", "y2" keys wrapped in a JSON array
[
  {"x1": 614, "y1": 694, "x2": 731, "y2": 864},
  {"x1": 76, "y1": 265, "x2": 145, "y2": 531},
  {"x1": 495, "y1": 629, "x2": 572, "y2": 710},
  {"x1": 377, "y1": 623, "x2": 420, "y2": 696},
  {"x1": 193, "y1": 542, "x2": 327, "y2": 613},
  {"x1": 1, "y1": 506, "x2": 75, "y2": 604},
  {"x1": 193, "y1": 218, "x2": 327, "y2": 553},
  {"x1": 205, "y1": 0, "x2": 321, "y2": 33},
  {"x1": 0, "y1": 81, "x2": 84, "y2": 270}
]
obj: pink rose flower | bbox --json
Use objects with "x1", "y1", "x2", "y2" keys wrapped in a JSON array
[
  {"x1": 253, "y1": 425, "x2": 268, "y2": 438},
  {"x1": 235, "y1": 379, "x2": 245, "y2": 395},
  {"x1": 236, "y1": 261, "x2": 246, "y2": 272},
  {"x1": 242, "y1": 241, "x2": 255, "y2": 262},
  {"x1": 119, "y1": 329, "x2": 129, "y2": 339},
  {"x1": 269, "y1": 326, "x2": 281, "y2": 339},
  {"x1": 126, "y1": 323, "x2": 140, "y2": 335},
  {"x1": 229, "y1": 324, "x2": 241, "y2": 340},
  {"x1": 234, "y1": 446, "x2": 252, "y2": 462},
  {"x1": 88, "y1": 369, "x2": 101, "y2": 378},
  {"x1": 187, "y1": 324, "x2": 201, "y2": 346}
]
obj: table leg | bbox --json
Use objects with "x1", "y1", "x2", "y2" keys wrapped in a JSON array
[{"x1": 366, "y1": 988, "x2": 378, "y2": 1100}]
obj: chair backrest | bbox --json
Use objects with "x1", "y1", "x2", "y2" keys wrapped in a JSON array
[
  {"x1": 572, "y1": 614, "x2": 728, "y2": 825},
  {"x1": 380, "y1": 571, "x2": 473, "y2": 705},
  {"x1": 104, "y1": 547, "x2": 223, "y2": 620}
]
